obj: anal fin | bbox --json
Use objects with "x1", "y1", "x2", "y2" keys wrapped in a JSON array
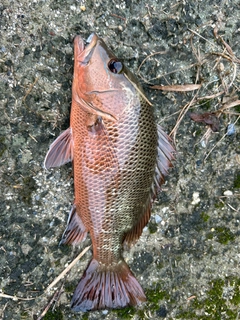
[{"x1": 60, "y1": 204, "x2": 87, "y2": 245}]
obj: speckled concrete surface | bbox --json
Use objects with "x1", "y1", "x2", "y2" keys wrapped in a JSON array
[{"x1": 0, "y1": 0, "x2": 240, "y2": 319}]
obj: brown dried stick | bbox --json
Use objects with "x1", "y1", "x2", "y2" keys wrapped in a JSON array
[
  {"x1": 45, "y1": 245, "x2": 91, "y2": 292},
  {"x1": 37, "y1": 287, "x2": 64, "y2": 320},
  {"x1": 169, "y1": 90, "x2": 200, "y2": 142},
  {"x1": 0, "y1": 293, "x2": 35, "y2": 301},
  {"x1": 151, "y1": 84, "x2": 201, "y2": 92}
]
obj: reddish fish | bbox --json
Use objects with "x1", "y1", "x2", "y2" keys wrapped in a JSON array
[{"x1": 44, "y1": 33, "x2": 174, "y2": 312}]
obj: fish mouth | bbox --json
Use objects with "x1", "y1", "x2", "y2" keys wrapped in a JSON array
[
  {"x1": 73, "y1": 33, "x2": 118, "y2": 122},
  {"x1": 74, "y1": 33, "x2": 98, "y2": 64}
]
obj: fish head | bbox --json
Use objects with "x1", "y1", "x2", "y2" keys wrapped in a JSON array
[{"x1": 72, "y1": 33, "x2": 141, "y2": 122}]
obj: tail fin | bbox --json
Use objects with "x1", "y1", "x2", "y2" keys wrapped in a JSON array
[{"x1": 71, "y1": 259, "x2": 146, "y2": 312}]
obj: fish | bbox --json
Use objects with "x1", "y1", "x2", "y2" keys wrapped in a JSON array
[{"x1": 44, "y1": 33, "x2": 175, "y2": 312}]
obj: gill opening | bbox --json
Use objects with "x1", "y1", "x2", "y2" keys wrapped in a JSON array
[
  {"x1": 123, "y1": 72, "x2": 153, "y2": 107},
  {"x1": 76, "y1": 96, "x2": 118, "y2": 122},
  {"x1": 86, "y1": 88, "x2": 122, "y2": 95}
]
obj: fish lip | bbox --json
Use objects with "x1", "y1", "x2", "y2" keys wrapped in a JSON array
[{"x1": 74, "y1": 33, "x2": 98, "y2": 64}]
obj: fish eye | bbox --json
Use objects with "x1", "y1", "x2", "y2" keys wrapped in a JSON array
[{"x1": 108, "y1": 59, "x2": 123, "y2": 74}]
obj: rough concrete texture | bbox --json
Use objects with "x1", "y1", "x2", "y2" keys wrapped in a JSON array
[{"x1": 0, "y1": 0, "x2": 240, "y2": 319}]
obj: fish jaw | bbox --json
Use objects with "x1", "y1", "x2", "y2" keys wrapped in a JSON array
[
  {"x1": 73, "y1": 35, "x2": 85, "y2": 58},
  {"x1": 74, "y1": 34, "x2": 98, "y2": 65}
]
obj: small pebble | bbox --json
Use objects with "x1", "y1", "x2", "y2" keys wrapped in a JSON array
[
  {"x1": 201, "y1": 140, "x2": 206, "y2": 148},
  {"x1": 155, "y1": 214, "x2": 162, "y2": 223},
  {"x1": 223, "y1": 190, "x2": 233, "y2": 196},
  {"x1": 191, "y1": 191, "x2": 200, "y2": 205},
  {"x1": 143, "y1": 226, "x2": 148, "y2": 232},
  {"x1": 196, "y1": 159, "x2": 202, "y2": 167},
  {"x1": 226, "y1": 123, "x2": 235, "y2": 135},
  {"x1": 102, "y1": 310, "x2": 108, "y2": 315}
]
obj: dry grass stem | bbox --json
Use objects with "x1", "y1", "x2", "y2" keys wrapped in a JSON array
[
  {"x1": 188, "y1": 28, "x2": 219, "y2": 49},
  {"x1": 223, "y1": 111, "x2": 240, "y2": 116},
  {"x1": 218, "y1": 99, "x2": 240, "y2": 113},
  {"x1": 0, "y1": 293, "x2": 35, "y2": 301},
  {"x1": 109, "y1": 13, "x2": 126, "y2": 21},
  {"x1": 139, "y1": 63, "x2": 198, "y2": 84},
  {"x1": 226, "y1": 203, "x2": 239, "y2": 212},
  {"x1": 45, "y1": 245, "x2": 91, "y2": 292},
  {"x1": 169, "y1": 90, "x2": 200, "y2": 142},
  {"x1": 196, "y1": 91, "x2": 225, "y2": 101},
  {"x1": 214, "y1": 28, "x2": 240, "y2": 64},
  {"x1": 200, "y1": 127, "x2": 214, "y2": 146},
  {"x1": 29, "y1": 133, "x2": 38, "y2": 143},
  {"x1": 37, "y1": 286, "x2": 64, "y2": 320},
  {"x1": 137, "y1": 51, "x2": 167, "y2": 75},
  {"x1": 151, "y1": 84, "x2": 201, "y2": 92},
  {"x1": 22, "y1": 77, "x2": 39, "y2": 103}
]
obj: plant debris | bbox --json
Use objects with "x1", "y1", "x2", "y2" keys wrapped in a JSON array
[
  {"x1": 189, "y1": 112, "x2": 220, "y2": 132},
  {"x1": 150, "y1": 84, "x2": 201, "y2": 92}
]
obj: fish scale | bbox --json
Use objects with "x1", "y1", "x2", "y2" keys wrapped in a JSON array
[{"x1": 44, "y1": 33, "x2": 175, "y2": 312}]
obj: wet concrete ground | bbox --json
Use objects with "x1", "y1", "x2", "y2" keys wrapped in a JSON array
[{"x1": 0, "y1": 0, "x2": 240, "y2": 319}]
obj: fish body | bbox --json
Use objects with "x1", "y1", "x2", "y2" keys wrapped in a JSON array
[{"x1": 44, "y1": 33, "x2": 174, "y2": 312}]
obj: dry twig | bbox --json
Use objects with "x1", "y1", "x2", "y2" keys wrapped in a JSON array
[
  {"x1": 169, "y1": 90, "x2": 201, "y2": 143},
  {"x1": 37, "y1": 286, "x2": 64, "y2": 320},
  {"x1": 22, "y1": 77, "x2": 39, "y2": 103},
  {"x1": 0, "y1": 292, "x2": 35, "y2": 301},
  {"x1": 0, "y1": 245, "x2": 91, "y2": 309},
  {"x1": 151, "y1": 84, "x2": 201, "y2": 92},
  {"x1": 45, "y1": 245, "x2": 91, "y2": 292}
]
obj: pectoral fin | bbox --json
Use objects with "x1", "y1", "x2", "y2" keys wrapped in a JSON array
[{"x1": 44, "y1": 128, "x2": 73, "y2": 169}]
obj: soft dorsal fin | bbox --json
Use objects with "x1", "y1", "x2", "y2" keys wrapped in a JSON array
[
  {"x1": 154, "y1": 125, "x2": 175, "y2": 192},
  {"x1": 124, "y1": 126, "x2": 175, "y2": 246},
  {"x1": 44, "y1": 128, "x2": 73, "y2": 169}
]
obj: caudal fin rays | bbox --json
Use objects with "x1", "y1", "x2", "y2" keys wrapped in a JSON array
[{"x1": 71, "y1": 259, "x2": 146, "y2": 312}]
